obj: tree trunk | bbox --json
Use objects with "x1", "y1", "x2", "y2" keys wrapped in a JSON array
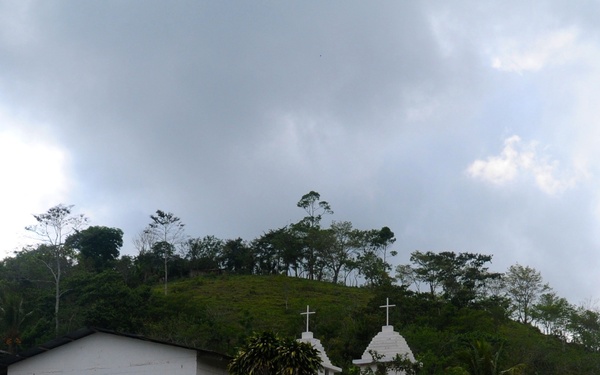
[
  {"x1": 164, "y1": 253, "x2": 168, "y2": 295},
  {"x1": 55, "y1": 250, "x2": 61, "y2": 335}
]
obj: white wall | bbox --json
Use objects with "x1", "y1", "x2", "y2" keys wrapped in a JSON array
[{"x1": 9, "y1": 332, "x2": 199, "y2": 375}]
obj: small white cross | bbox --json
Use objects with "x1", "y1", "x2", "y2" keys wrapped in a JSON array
[
  {"x1": 301, "y1": 305, "x2": 315, "y2": 332},
  {"x1": 380, "y1": 298, "x2": 395, "y2": 326}
]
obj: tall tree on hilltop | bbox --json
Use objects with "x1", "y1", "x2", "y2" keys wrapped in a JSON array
[
  {"x1": 504, "y1": 264, "x2": 550, "y2": 325},
  {"x1": 570, "y1": 306, "x2": 600, "y2": 352},
  {"x1": 326, "y1": 221, "x2": 361, "y2": 284},
  {"x1": 132, "y1": 229, "x2": 156, "y2": 254},
  {"x1": 65, "y1": 226, "x2": 123, "y2": 272},
  {"x1": 365, "y1": 227, "x2": 397, "y2": 263},
  {"x1": 183, "y1": 235, "x2": 224, "y2": 274},
  {"x1": 256, "y1": 226, "x2": 304, "y2": 277},
  {"x1": 406, "y1": 251, "x2": 502, "y2": 306},
  {"x1": 144, "y1": 210, "x2": 186, "y2": 295},
  {"x1": 252, "y1": 231, "x2": 286, "y2": 275},
  {"x1": 294, "y1": 191, "x2": 333, "y2": 280},
  {"x1": 532, "y1": 292, "x2": 573, "y2": 339},
  {"x1": 220, "y1": 238, "x2": 254, "y2": 274},
  {"x1": 25, "y1": 204, "x2": 88, "y2": 335},
  {"x1": 296, "y1": 191, "x2": 333, "y2": 228}
]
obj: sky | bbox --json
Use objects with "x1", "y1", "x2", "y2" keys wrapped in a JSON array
[{"x1": 1, "y1": 1, "x2": 600, "y2": 304}]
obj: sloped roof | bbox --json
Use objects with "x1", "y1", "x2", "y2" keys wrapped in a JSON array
[
  {"x1": 352, "y1": 325, "x2": 415, "y2": 365},
  {"x1": 0, "y1": 326, "x2": 231, "y2": 369},
  {"x1": 298, "y1": 331, "x2": 342, "y2": 373}
]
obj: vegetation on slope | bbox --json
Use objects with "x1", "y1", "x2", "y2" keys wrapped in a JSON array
[{"x1": 4, "y1": 196, "x2": 600, "y2": 374}]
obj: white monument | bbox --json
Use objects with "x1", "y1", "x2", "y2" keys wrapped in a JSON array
[
  {"x1": 352, "y1": 298, "x2": 415, "y2": 375},
  {"x1": 297, "y1": 305, "x2": 342, "y2": 375}
]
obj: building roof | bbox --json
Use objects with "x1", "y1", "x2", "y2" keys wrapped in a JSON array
[
  {"x1": 297, "y1": 305, "x2": 342, "y2": 374},
  {"x1": 0, "y1": 326, "x2": 231, "y2": 370},
  {"x1": 298, "y1": 331, "x2": 342, "y2": 373},
  {"x1": 352, "y1": 325, "x2": 415, "y2": 365}
]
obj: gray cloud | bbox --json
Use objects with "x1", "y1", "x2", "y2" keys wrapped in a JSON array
[{"x1": 2, "y1": 1, "x2": 600, "y2": 304}]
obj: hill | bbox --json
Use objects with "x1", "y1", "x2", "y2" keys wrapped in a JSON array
[
  {"x1": 6, "y1": 258, "x2": 600, "y2": 374},
  {"x1": 136, "y1": 274, "x2": 600, "y2": 374},
  {"x1": 144, "y1": 274, "x2": 373, "y2": 365}
]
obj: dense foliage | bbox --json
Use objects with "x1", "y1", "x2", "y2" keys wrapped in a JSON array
[
  {"x1": 2, "y1": 193, "x2": 600, "y2": 374},
  {"x1": 229, "y1": 331, "x2": 322, "y2": 375}
]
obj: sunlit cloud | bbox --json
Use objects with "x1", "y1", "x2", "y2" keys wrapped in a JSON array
[
  {"x1": 491, "y1": 27, "x2": 579, "y2": 73},
  {"x1": 467, "y1": 135, "x2": 582, "y2": 195},
  {"x1": 0, "y1": 109, "x2": 70, "y2": 253}
]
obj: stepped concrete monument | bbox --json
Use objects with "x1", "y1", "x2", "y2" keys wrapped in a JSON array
[
  {"x1": 353, "y1": 298, "x2": 416, "y2": 375},
  {"x1": 297, "y1": 305, "x2": 342, "y2": 375}
]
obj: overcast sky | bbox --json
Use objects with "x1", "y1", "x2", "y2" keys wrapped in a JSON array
[{"x1": 1, "y1": 1, "x2": 599, "y2": 304}]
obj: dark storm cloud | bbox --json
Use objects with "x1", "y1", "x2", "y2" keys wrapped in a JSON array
[
  {"x1": 2, "y1": 1, "x2": 600, "y2": 304},
  {"x1": 1, "y1": 2, "x2": 467, "y2": 226}
]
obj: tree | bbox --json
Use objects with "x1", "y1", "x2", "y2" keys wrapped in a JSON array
[
  {"x1": 1, "y1": 247, "x2": 53, "y2": 292},
  {"x1": 252, "y1": 232, "x2": 286, "y2": 275},
  {"x1": 303, "y1": 228, "x2": 336, "y2": 281},
  {"x1": 144, "y1": 210, "x2": 186, "y2": 295},
  {"x1": 277, "y1": 339, "x2": 324, "y2": 375},
  {"x1": 25, "y1": 204, "x2": 88, "y2": 335},
  {"x1": 365, "y1": 227, "x2": 397, "y2": 263},
  {"x1": 326, "y1": 221, "x2": 361, "y2": 284},
  {"x1": 407, "y1": 251, "x2": 446, "y2": 296},
  {"x1": 183, "y1": 235, "x2": 223, "y2": 274},
  {"x1": 448, "y1": 252, "x2": 502, "y2": 306},
  {"x1": 67, "y1": 270, "x2": 150, "y2": 332},
  {"x1": 228, "y1": 331, "x2": 322, "y2": 375},
  {"x1": 65, "y1": 226, "x2": 123, "y2": 272},
  {"x1": 532, "y1": 292, "x2": 573, "y2": 339},
  {"x1": 456, "y1": 340, "x2": 526, "y2": 375},
  {"x1": 395, "y1": 264, "x2": 420, "y2": 291},
  {"x1": 357, "y1": 251, "x2": 393, "y2": 286},
  {"x1": 133, "y1": 247, "x2": 163, "y2": 283},
  {"x1": 255, "y1": 226, "x2": 304, "y2": 277},
  {"x1": 570, "y1": 307, "x2": 600, "y2": 352},
  {"x1": 407, "y1": 251, "x2": 501, "y2": 306},
  {"x1": 504, "y1": 264, "x2": 550, "y2": 324},
  {"x1": 220, "y1": 238, "x2": 254, "y2": 274},
  {"x1": 296, "y1": 191, "x2": 333, "y2": 228},
  {"x1": 132, "y1": 229, "x2": 156, "y2": 254},
  {"x1": 152, "y1": 241, "x2": 176, "y2": 275},
  {"x1": 0, "y1": 291, "x2": 33, "y2": 354},
  {"x1": 294, "y1": 191, "x2": 334, "y2": 280}
]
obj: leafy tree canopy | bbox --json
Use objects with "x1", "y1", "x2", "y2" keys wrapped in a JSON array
[
  {"x1": 66, "y1": 226, "x2": 123, "y2": 272},
  {"x1": 229, "y1": 331, "x2": 322, "y2": 375}
]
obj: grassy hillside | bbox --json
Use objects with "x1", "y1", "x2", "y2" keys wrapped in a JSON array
[
  {"x1": 144, "y1": 274, "x2": 374, "y2": 363},
  {"x1": 139, "y1": 274, "x2": 600, "y2": 374},
  {"x1": 167, "y1": 274, "x2": 370, "y2": 332}
]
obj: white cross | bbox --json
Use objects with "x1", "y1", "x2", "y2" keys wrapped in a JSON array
[
  {"x1": 301, "y1": 305, "x2": 315, "y2": 332},
  {"x1": 380, "y1": 298, "x2": 395, "y2": 326}
]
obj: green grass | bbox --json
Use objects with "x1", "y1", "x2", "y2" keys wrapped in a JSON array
[
  {"x1": 143, "y1": 274, "x2": 600, "y2": 374},
  {"x1": 164, "y1": 274, "x2": 371, "y2": 333},
  {"x1": 145, "y1": 274, "x2": 374, "y2": 356}
]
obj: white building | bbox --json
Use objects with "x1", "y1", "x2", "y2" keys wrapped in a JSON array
[
  {"x1": 297, "y1": 306, "x2": 342, "y2": 375},
  {"x1": 352, "y1": 299, "x2": 416, "y2": 375},
  {"x1": 2, "y1": 327, "x2": 229, "y2": 375}
]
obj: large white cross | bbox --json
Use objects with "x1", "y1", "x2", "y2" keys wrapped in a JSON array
[
  {"x1": 301, "y1": 305, "x2": 315, "y2": 332},
  {"x1": 380, "y1": 298, "x2": 395, "y2": 326}
]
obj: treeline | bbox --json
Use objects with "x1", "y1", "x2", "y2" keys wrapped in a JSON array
[
  {"x1": 0, "y1": 191, "x2": 399, "y2": 350},
  {"x1": 132, "y1": 191, "x2": 397, "y2": 287},
  {"x1": 2, "y1": 191, "x2": 600, "y2": 373},
  {"x1": 395, "y1": 251, "x2": 600, "y2": 354}
]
